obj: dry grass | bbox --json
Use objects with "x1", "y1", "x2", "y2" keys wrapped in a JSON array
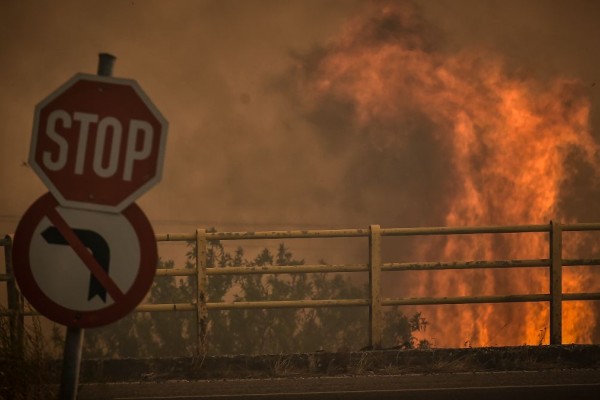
[
  {"x1": 272, "y1": 354, "x2": 296, "y2": 376},
  {"x1": 0, "y1": 313, "x2": 58, "y2": 400},
  {"x1": 68, "y1": 344, "x2": 600, "y2": 383}
]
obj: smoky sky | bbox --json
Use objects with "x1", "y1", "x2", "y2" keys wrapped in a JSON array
[{"x1": 1, "y1": 0, "x2": 600, "y2": 264}]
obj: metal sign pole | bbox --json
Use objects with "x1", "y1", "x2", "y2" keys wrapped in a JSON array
[
  {"x1": 58, "y1": 52, "x2": 116, "y2": 400},
  {"x1": 58, "y1": 327, "x2": 84, "y2": 399}
]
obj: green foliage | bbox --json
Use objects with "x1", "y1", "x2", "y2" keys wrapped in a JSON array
[
  {"x1": 83, "y1": 258, "x2": 196, "y2": 358},
  {"x1": 382, "y1": 309, "x2": 429, "y2": 349},
  {"x1": 82, "y1": 237, "x2": 426, "y2": 357},
  {"x1": 205, "y1": 242, "x2": 369, "y2": 354}
]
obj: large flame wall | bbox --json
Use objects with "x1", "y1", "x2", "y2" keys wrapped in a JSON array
[{"x1": 298, "y1": 2, "x2": 599, "y2": 347}]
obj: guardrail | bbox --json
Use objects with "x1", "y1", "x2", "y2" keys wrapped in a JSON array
[{"x1": 3, "y1": 222, "x2": 600, "y2": 355}]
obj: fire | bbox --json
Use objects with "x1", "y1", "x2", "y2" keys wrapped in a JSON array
[{"x1": 299, "y1": 2, "x2": 599, "y2": 346}]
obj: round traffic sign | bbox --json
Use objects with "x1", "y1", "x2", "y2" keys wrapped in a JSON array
[
  {"x1": 12, "y1": 193, "x2": 157, "y2": 328},
  {"x1": 30, "y1": 74, "x2": 168, "y2": 213}
]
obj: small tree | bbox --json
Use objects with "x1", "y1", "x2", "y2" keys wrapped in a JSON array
[
  {"x1": 82, "y1": 238, "x2": 426, "y2": 357},
  {"x1": 83, "y1": 258, "x2": 194, "y2": 358},
  {"x1": 382, "y1": 307, "x2": 429, "y2": 349}
]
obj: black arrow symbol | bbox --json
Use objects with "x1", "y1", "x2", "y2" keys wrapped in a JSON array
[{"x1": 41, "y1": 226, "x2": 110, "y2": 302}]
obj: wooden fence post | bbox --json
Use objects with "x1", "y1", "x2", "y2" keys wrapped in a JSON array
[
  {"x1": 196, "y1": 229, "x2": 208, "y2": 355},
  {"x1": 549, "y1": 220, "x2": 562, "y2": 345},
  {"x1": 368, "y1": 225, "x2": 382, "y2": 349}
]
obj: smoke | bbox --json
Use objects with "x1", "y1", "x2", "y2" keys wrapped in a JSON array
[
  {"x1": 289, "y1": 0, "x2": 600, "y2": 346},
  {"x1": 2, "y1": 0, "x2": 600, "y2": 345},
  {"x1": 2, "y1": 0, "x2": 599, "y2": 228}
]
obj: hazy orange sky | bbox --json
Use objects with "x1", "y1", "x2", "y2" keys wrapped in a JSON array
[
  {"x1": 2, "y1": 0, "x2": 599, "y2": 238},
  {"x1": 2, "y1": 0, "x2": 600, "y2": 346},
  {"x1": 2, "y1": 0, "x2": 600, "y2": 267}
]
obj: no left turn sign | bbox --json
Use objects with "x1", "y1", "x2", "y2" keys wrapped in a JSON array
[{"x1": 12, "y1": 193, "x2": 157, "y2": 328}]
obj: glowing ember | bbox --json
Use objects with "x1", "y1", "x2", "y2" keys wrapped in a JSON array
[{"x1": 300, "y1": 2, "x2": 598, "y2": 347}]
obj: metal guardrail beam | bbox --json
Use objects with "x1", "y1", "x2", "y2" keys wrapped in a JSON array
[
  {"x1": 383, "y1": 259, "x2": 550, "y2": 272},
  {"x1": 209, "y1": 229, "x2": 369, "y2": 240},
  {"x1": 155, "y1": 268, "x2": 196, "y2": 276},
  {"x1": 206, "y1": 299, "x2": 370, "y2": 310},
  {"x1": 381, "y1": 224, "x2": 549, "y2": 236},
  {"x1": 383, "y1": 294, "x2": 551, "y2": 306},
  {"x1": 563, "y1": 292, "x2": 600, "y2": 301},
  {"x1": 135, "y1": 303, "x2": 196, "y2": 312},
  {"x1": 7, "y1": 292, "x2": 600, "y2": 318},
  {"x1": 155, "y1": 229, "x2": 370, "y2": 242},
  {"x1": 155, "y1": 233, "x2": 195, "y2": 242},
  {"x1": 562, "y1": 259, "x2": 600, "y2": 267},
  {"x1": 6, "y1": 222, "x2": 600, "y2": 354},
  {"x1": 154, "y1": 258, "x2": 600, "y2": 277},
  {"x1": 207, "y1": 263, "x2": 369, "y2": 275},
  {"x1": 155, "y1": 224, "x2": 552, "y2": 242},
  {"x1": 562, "y1": 222, "x2": 600, "y2": 231}
]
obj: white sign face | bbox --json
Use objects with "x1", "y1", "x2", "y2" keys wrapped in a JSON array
[
  {"x1": 12, "y1": 193, "x2": 157, "y2": 328},
  {"x1": 29, "y1": 207, "x2": 140, "y2": 311}
]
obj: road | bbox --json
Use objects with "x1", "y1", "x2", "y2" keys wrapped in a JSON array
[{"x1": 78, "y1": 369, "x2": 600, "y2": 400}]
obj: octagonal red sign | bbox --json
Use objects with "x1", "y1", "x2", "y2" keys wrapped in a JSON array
[{"x1": 30, "y1": 74, "x2": 168, "y2": 213}]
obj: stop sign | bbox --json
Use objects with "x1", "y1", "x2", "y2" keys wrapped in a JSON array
[{"x1": 30, "y1": 73, "x2": 168, "y2": 213}]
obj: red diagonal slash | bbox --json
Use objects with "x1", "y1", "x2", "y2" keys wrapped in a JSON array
[{"x1": 45, "y1": 206, "x2": 125, "y2": 303}]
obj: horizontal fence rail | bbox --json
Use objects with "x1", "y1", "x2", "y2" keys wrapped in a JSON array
[{"x1": 3, "y1": 222, "x2": 600, "y2": 354}]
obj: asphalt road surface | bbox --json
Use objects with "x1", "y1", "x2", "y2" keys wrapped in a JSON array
[{"x1": 78, "y1": 369, "x2": 600, "y2": 400}]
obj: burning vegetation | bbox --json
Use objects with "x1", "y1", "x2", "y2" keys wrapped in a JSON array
[{"x1": 296, "y1": 1, "x2": 600, "y2": 347}]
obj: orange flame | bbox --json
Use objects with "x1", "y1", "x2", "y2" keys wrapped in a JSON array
[{"x1": 301, "y1": 2, "x2": 599, "y2": 346}]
